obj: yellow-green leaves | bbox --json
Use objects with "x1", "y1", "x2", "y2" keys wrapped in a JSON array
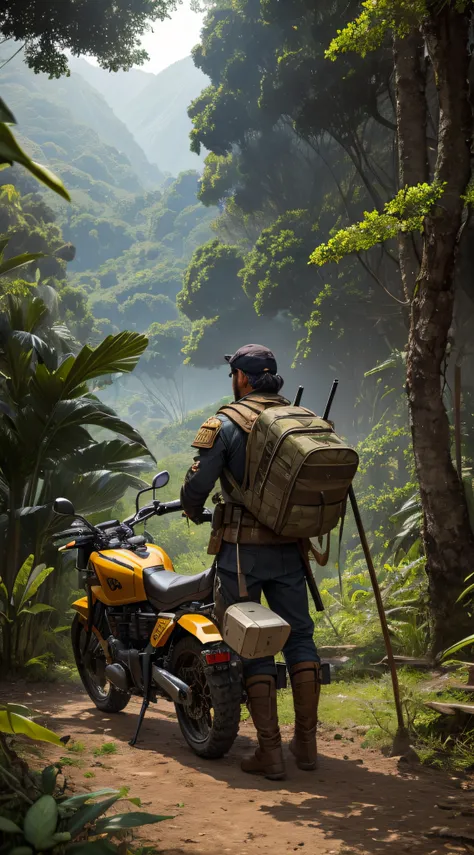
[
  {"x1": 310, "y1": 182, "x2": 445, "y2": 267},
  {"x1": 0, "y1": 705, "x2": 64, "y2": 745},
  {"x1": 325, "y1": 0, "x2": 427, "y2": 60}
]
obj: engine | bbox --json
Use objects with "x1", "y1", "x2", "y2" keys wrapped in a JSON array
[{"x1": 107, "y1": 605, "x2": 157, "y2": 649}]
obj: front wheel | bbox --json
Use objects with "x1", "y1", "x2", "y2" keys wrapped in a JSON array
[
  {"x1": 170, "y1": 636, "x2": 241, "y2": 759},
  {"x1": 71, "y1": 614, "x2": 131, "y2": 713}
]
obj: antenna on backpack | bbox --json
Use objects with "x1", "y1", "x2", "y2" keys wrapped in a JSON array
[
  {"x1": 323, "y1": 379, "x2": 339, "y2": 421},
  {"x1": 293, "y1": 386, "x2": 304, "y2": 406}
]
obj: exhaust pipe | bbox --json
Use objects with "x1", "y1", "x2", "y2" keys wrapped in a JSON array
[
  {"x1": 152, "y1": 665, "x2": 191, "y2": 705},
  {"x1": 105, "y1": 663, "x2": 130, "y2": 692}
]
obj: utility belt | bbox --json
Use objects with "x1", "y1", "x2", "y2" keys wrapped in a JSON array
[{"x1": 207, "y1": 502, "x2": 296, "y2": 555}]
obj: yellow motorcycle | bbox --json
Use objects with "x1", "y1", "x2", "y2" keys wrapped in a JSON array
[{"x1": 53, "y1": 471, "x2": 242, "y2": 757}]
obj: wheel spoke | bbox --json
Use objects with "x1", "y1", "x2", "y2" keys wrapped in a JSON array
[{"x1": 175, "y1": 647, "x2": 214, "y2": 741}]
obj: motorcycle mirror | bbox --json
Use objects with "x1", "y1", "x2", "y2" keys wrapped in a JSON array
[
  {"x1": 153, "y1": 470, "x2": 170, "y2": 492},
  {"x1": 53, "y1": 497, "x2": 76, "y2": 516}
]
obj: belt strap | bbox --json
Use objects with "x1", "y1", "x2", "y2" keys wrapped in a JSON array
[{"x1": 235, "y1": 508, "x2": 249, "y2": 600}]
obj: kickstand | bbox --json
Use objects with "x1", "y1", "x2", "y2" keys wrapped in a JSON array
[{"x1": 129, "y1": 648, "x2": 151, "y2": 747}]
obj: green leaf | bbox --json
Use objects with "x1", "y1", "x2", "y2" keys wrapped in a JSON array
[
  {"x1": 457, "y1": 583, "x2": 474, "y2": 603},
  {"x1": 94, "y1": 812, "x2": 173, "y2": 833},
  {"x1": 66, "y1": 795, "x2": 121, "y2": 837},
  {"x1": 54, "y1": 471, "x2": 150, "y2": 517},
  {"x1": 12, "y1": 555, "x2": 34, "y2": 608},
  {"x1": 0, "y1": 817, "x2": 22, "y2": 833},
  {"x1": 0, "y1": 710, "x2": 63, "y2": 744},
  {"x1": 21, "y1": 565, "x2": 54, "y2": 606},
  {"x1": 60, "y1": 789, "x2": 120, "y2": 808},
  {"x1": 0, "y1": 252, "x2": 47, "y2": 276},
  {"x1": 364, "y1": 356, "x2": 400, "y2": 377},
  {"x1": 0, "y1": 123, "x2": 70, "y2": 201},
  {"x1": 62, "y1": 332, "x2": 149, "y2": 396},
  {"x1": 0, "y1": 702, "x2": 32, "y2": 716},
  {"x1": 24, "y1": 655, "x2": 51, "y2": 671},
  {"x1": 443, "y1": 634, "x2": 474, "y2": 659},
  {"x1": 19, "y1": 603, "x2": 56, "y2": 616},
  {"x1": 61, "y1": 440, "x2": 154, "y2": 475},
  {"x1": 40, "y1": 399, "x2": 150, "y2": 452},
  {"x1": 0, "y1": 97, "x2": 16, "y2": 123},
  {"x1": 24, "y1": 795, "x2": 58, "y2": 848},
  {"x1": 8, "y1": 848, "x2": 34, "y2": 855},
  {"x1": 42, "y1": 765, "x2": 59, "y2": 795}
]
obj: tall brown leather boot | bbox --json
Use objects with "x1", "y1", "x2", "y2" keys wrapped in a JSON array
[
  {"x1": 289, "y1": 661, "x2": 321, "y2": 771},
  {"x1": 241, "y1": 675, "x2": 286, "y2": 780}
]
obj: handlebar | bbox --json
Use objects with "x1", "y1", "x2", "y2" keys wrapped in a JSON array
[
  {"x1": 159, "y1": 499, "x2": 183, "y2": 515},
  {"x1": 55, "y1": 499, "x2": 212, "y2": 551}
]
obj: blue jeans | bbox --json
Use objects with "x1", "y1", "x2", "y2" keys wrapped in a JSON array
[{"x1": 215, "y1": 545, "x2": 319, "y2": 678}]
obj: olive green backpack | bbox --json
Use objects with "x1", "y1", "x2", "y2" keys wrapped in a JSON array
[{"x1": 218, "y1": 394, "x2": 359, "y2": 540}]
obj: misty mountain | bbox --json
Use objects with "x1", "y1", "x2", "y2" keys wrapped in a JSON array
[
  {"x1": 126, "y1": 57, "x2": 208, "y2": 175},
  {"x1": 1, "y1": 50, "x2": 162, "y2": 191},
  {"x1": 68, "y1": 57, "x2": 154, "y2": 119},
  {"x1": 72, "y1": 56, "x2": 209, "y2": 176}
]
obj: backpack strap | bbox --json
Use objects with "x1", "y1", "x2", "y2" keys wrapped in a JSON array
[
  {"x1": 217, "y1": 401, "x2": 264, "y2": 434},
  {"x1": 217, "y1": 394, "x2": 289, "y2": 434}
]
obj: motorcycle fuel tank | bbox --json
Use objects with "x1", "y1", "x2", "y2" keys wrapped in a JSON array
[{"x1": 90, "y1": 544, "x2": 173, "y2": 606}]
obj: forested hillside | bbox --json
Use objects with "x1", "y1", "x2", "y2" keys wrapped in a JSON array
[
  {"x1": 71, "y1": 55, "x2": 208, "y2": 175},
  {"x1": 1, "y1": 47, "x2": 221, "y2": 419},
  {"x1": 1, "y1": 51, "x2": 162, "y2": 191}
]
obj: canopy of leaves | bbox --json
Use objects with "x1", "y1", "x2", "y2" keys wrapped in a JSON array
[
  {"x1": 180, "y1": 0, "x2": 401, "y2": 394},
  {"x1": 325, "y1": 0, "x2": 426, "y2": 59},
  {"x1": 178, "y1": 239, "x2": 245, "y2": 320},
  {"x1": 310, "y1": 183, "x2": 445, "y2": 267},
  {"x1": 0, "y1": 1, "x2": 179, "y2": 77}
]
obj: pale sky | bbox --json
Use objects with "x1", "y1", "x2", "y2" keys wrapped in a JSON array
[{"x1": 139, "y1": 1, "x2": 205, "y2": 74}]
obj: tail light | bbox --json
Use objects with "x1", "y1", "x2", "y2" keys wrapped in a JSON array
[{"x1": 205, "y1": 651, "x2": 231, "y2": 665}]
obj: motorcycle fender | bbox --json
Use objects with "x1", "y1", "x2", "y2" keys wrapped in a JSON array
[
  {"x1": 72, "y1": 596, "x2": 90, "y2": 620},
  {"x1": 177, "y1": 614, "x2": 222, "y2": 644}
]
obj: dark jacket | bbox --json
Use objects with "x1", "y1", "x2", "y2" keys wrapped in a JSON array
[{"x1": 181, "y1": 413, "x2": 302, "y2": 579}]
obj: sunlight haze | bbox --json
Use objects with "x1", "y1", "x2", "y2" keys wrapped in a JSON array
[{"x1": 140, "y1": 1, "x2": 205, "y2": 73}]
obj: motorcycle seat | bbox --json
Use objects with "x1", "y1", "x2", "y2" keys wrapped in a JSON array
[{"x1": 142, "y1": 566, "x2": 215, "y2": 610}]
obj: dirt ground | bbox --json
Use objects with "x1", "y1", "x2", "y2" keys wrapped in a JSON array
[{"x1": 3, "y1": 683, "x2": 474, "y2": 855}]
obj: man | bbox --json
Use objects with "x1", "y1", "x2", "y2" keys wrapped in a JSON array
[{"x1": 180, "y1": 344, "x2": 321, "y2": 781}]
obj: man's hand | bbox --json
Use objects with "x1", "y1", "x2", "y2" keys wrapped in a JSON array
[{"x1": 182, "y1": 508, "x2": 211, "y2": 525}]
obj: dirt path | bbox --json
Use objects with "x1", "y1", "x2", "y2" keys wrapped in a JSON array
[{"x1": 4, "y1": 683, "x2": 473, "y2": 855}]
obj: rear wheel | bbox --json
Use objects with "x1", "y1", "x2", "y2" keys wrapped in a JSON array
[
  {"x1": 170, "y1": 636, "x2": 241, "y2": 759},
  {"x1": 71, "y1": 614, "x2": 131, "y2": 713}
]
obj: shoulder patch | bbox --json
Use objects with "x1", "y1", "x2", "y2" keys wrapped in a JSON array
[{"x1": 192, "y1": 416, "x2": 223, "y2": 449}]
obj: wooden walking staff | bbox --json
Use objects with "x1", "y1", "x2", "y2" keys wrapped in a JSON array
[{"x1": 323, "y1": 381, "x2": 410, "y2": 755}]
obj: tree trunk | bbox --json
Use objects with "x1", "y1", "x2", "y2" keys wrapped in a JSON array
[
  {"x1": 405, "y1": 7, "x2": 474, "y2": 654},
  {"x1": 393, "y1": 29, "x2": 428, "y2": 300}
]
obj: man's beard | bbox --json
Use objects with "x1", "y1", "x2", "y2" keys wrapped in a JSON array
[{"x1": 232, "y1": 374, "x2": 240, "y2": 401}]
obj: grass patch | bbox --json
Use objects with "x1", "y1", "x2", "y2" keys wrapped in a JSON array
[
  {"x1": 276, "y1": 669, "x2": 470, "y2": 746},
  {"x1": 59, "y1": 755, "x2": 83, "y2": 767},
  {"x1": 84, "y1": 771, "x2": 96, "y2": 779},
  {"x1": 67, "y1": 740, "x2": 86, "y2": 754},
  {"x1": 93, "y1": 742, "x2": 117, "y2": 757},
  {"x1": 274, "y1": 669, "x2": 474, "y2": 768}
]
